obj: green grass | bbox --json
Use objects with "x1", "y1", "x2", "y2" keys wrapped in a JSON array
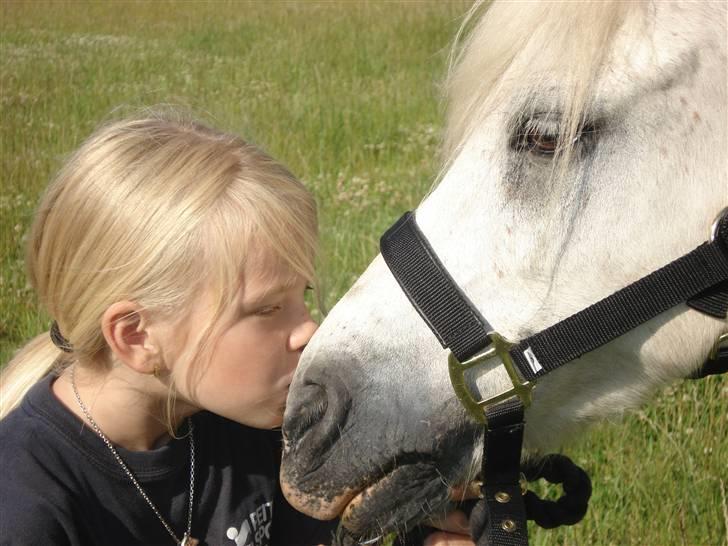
[{"x1": 1, "y1": 2, "x2": 726, "y2": 545}]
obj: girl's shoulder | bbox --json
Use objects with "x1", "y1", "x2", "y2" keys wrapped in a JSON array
[
  {"x1": 1, "y1": 374, "x2": 91, "y2": 484},
  {"x1": 1, "y1": 376, "x2": 86, "y2": 544},
  {"x1": 0, "y1": 374, "x2": 62, "y2": 450}
]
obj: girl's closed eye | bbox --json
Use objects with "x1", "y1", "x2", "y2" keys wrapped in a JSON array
[{"x1": 255, "y1": 305, "x2": 282, "y2": 317}]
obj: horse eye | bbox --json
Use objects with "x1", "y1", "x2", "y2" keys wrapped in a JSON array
[
  {"x1": 511, "y1": 117, "x2": 562, "y2": 157},
  {"x1": 511, "y1": 117, "x2": 596, "y2": 158},
  {"x1": 524, "y1": 127, "x2": 559, "y2": 156}
]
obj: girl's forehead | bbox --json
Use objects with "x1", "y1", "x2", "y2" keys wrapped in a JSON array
[
  {"x1": 240, "y1": 246, "x2": 300, "y2": 293},
  {"x1": 246, "y1": 244, "x2": 293, "y2": 275}
]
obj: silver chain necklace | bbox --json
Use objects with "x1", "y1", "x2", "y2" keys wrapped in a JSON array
[{"x1": 71, "y1": 366, "x2": 198, "y2": 546}]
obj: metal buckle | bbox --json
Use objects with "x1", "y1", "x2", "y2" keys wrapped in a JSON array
[
  {"x1": 448, "y1": 332, "x2": 535, "y2": 424},
  {"x1": 709, "y1": 332, "x2": 728, "y2": 361},
  {"x1": 710, "y1": 207, "x2": 727, "y2": 242}
]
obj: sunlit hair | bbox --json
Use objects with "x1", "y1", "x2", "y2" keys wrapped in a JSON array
[
  {"x1": 442, "y1": 0, "x2": 646, "y2": 171},
  {"x1": 0, "y1": 109, "x2": 318, "y2": 419}
]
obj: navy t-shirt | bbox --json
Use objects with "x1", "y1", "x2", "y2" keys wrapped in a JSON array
[{"x1": 0, "y1": 374, "x2": 337, "y2": 546}]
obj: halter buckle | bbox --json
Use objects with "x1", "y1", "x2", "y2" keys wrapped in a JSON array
[
  {"x1": 709, "y1": 332, "x2": 728, "y2": 361},
  {"x1": 711, "y1": 207, "x2": 727, "y2": 243},
  {"x1": 448, "y1": 332, "x2": 535, "y2": 424}
]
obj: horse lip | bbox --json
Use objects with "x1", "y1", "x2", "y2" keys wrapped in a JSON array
[
  {"x1": 279, "y1": 473, "x2": 359, "y2": 520},
  {"x1": 340, "y1": 477, "x2": 394, "y2": 532},
  {"x1": 281, "y1": 422, "x2": 479, "y2": 527},
  {"x1": 337, "y1": 462, "x2": 450, "y2": 537},
  {"x1": 280, "y1": 455, "x2": 442, "y2": 526}
]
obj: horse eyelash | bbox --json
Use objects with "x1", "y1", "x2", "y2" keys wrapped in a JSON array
[{"x1": 510, "y1": 116, "x2": 599, "y2": 157}]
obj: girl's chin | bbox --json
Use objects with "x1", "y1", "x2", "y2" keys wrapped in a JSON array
[
  {"x1": 248, "y1": 404, "x2": 286, "y2": 430},
  {"x1": 219, "y1": 394, "x2": 287, "y2": 429}
]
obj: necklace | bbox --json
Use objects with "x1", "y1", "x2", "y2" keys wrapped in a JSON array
[{"x1": 71, "y1": 366, "x2": 198, "y2": 546}]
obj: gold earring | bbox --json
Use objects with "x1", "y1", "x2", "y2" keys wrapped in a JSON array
[{"x1": 152, "y1": 363, "x2": 160, "y2": 378}]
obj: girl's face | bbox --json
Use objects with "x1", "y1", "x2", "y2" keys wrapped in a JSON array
[{"x1": 167, "y1": 247, "x2": 317, "y2": 429}]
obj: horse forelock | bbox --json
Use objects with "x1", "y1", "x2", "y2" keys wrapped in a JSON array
[{"x1": 441, "y1": 0, "x2": 648, "y2": 176}]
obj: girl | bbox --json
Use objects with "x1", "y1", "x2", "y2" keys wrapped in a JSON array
[
  {"x1": 0, "y1": 111, "x2": 332, "y2": 546},
  {"x1": 0, "y1": 111, "x2": 474, "y2": 546}
]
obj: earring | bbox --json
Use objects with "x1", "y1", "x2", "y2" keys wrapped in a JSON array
[{"x1": 152, "y1": 363, "x2": 160, "y2": 378}]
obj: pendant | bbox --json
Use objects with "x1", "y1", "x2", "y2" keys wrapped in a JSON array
[{"x1": 180, "y1": 534, "x2": 199, "y2": 546}]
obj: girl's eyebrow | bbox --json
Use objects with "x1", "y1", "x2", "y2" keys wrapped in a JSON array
[{"x1": 241, "y1": 282, "x2": 290, "y2": 308}]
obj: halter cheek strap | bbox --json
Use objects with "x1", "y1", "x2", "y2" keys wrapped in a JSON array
[{"x1": 380, "y1": 208, "x2": 728, "y2": 545}]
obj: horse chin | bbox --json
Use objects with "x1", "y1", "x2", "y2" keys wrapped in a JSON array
[
  {"x1": 282, "y1": 461, "x2": 453, "y2": 539},
  {"x1": 339, "y1": 463, "x2": 451, "y2": 538}
]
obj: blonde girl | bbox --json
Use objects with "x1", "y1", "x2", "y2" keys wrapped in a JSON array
[
  {"x1": 0, "y1": 111, "x2": 334, "y2": 546},
  {"x1": 0, "y1": 111, "x2": 475, "y2": 546}
]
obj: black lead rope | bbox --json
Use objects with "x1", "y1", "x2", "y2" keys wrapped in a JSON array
[
  {"x1": 380, "y1": 209, "x2": 728, "y2": 546},
  {"x1": 467, "y1": 454, "x2": 592, "y2": 544},
  {"x1": 474, "y1": 399, "x2": 529, "y2": 545},
  {"x1": 521, "y1": 454, "x2": 592, "y2": 529}
]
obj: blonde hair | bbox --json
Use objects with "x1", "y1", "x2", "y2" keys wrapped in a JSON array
[{"x1": 0, "y1": 110, "x2": 318, "y2": 419}]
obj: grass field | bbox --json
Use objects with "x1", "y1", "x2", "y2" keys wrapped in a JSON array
[{"x1": 1, "y1": 2, "x2": 726, "y2": 545}]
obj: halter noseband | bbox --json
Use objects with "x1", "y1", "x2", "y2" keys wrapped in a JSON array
[{"x1": 380, "y1": 207, "x2": 728, "y2": 545}]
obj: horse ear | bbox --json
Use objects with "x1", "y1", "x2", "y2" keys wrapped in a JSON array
[{"x1": 101, "y1": 301, "x2": 158, "y2": 375}]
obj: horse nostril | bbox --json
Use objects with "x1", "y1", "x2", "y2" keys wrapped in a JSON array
[
  {"x1": 283, "y1": 382, "x2": 328, "y2": 448},
  {"x1": 283, "y1": 374, "x2": 351, "y2": 459}
]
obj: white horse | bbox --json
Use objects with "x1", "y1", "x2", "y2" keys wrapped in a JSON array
[{"x1": 281, "y1": 0, "x2": 727, "y2": 541}]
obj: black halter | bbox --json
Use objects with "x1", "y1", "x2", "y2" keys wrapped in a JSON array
[{"x1": 380, "y1": 208, "x2": 728, "y2": 545}]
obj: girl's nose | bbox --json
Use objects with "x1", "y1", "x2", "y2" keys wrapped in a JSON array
[{"x1": 290, "y1": 314, "x2": 318, "y2": 353}]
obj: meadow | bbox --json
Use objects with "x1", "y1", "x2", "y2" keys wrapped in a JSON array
[{"x1": 1, "y1": 2, "x2": 725, "y2": 544}]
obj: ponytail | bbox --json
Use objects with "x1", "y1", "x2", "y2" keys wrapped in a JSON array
[{"x1": 0, "y1": 333, "x2": 65, "y2": 419}]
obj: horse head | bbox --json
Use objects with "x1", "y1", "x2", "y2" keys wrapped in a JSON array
[{"x1": 281, "y1": 1, "x2": 727, "y2": 539}]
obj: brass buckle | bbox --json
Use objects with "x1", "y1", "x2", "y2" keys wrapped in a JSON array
[
  {"x1": 709, "y1": 332, "x2": 728, "y2": 361},
  {"x1": 710, "y1": 207, "x2": 727, "y2": 242},
  {"x1": 448, "y1": 332, "x2": 535, "y2": 424}
]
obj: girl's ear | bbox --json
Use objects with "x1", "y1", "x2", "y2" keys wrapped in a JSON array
[{"x1": 101, "y1": 301, "x2": 159, "y2": 375}]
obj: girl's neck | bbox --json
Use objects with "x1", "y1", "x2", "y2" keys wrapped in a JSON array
[{"x1": 52, "y1": 362, "x2": 197, "y2": 451}]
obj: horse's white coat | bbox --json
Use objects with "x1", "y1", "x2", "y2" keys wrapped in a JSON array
[{"x1": 295, "y1": 0, "x2": 726, "y2": 477}]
